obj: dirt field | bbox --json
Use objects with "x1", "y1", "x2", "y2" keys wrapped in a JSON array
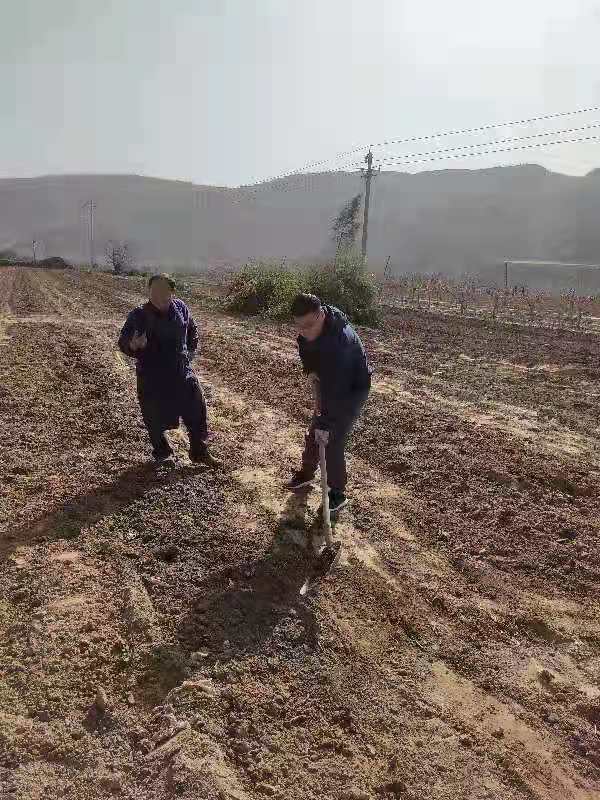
[
  {"x1": 1, "y1": 267, "x2": 599, "y2": 800},
  {"x1": 381, "y1": 282, "x2": 600, "y2": 334}
]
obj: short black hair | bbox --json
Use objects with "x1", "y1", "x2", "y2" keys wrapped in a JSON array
[
  {"x1": 149, "y1": 273, "x2": 176, "y2": 290},
  {"x1": 291, "y1": 293, "x2": 321, "y2": 317}
]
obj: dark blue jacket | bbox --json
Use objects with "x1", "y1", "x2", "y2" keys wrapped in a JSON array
[
  {"x1": 298, "y1": 305, "x2": 372, "y2": 430},
  {"x1": 118, "y1": 299, "x2": 198, "y2": 380}
]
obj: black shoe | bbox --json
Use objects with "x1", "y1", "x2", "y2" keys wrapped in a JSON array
[
  {"x1": 190, "y1": 446, "x2": 222, "y2": 469},
  {"x1": 317, "y1": 491, "x2": 349, "y2": 517},
  {"x1": 285, "y1": 470, "x2": 316, "y2": 491},
  {"x1": 329, "y1": 491, "x2": 348, "y2": 514}
]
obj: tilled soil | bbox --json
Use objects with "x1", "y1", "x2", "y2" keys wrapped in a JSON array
[{"x1": 0, "y1": 267, "x2": 599, "y2": 800}]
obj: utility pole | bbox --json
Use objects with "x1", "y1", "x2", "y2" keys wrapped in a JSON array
[
  {"x1": 89, "y1": 200, "x2": 95, "y2": 268},
  {"x1": 32, "y1": 240, "x2": 37, "y2": 265},
  {"x1": 361, "y1": 148, "x2": 380, "y2": 262},
  {"x1": 82, "y1": 201, "x2": 96, "y2": 267}
]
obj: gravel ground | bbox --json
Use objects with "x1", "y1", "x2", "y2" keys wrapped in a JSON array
[{"x1": 0, "y1": 267, "x2": 598, "y2": 800}]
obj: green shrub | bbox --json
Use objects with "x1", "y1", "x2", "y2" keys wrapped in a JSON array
[
  {"x1": 224, "y1": 256, "x2": 380, "y2": 326},
  {"x1": 306, "y1": 255, "x2": 380, "y2": 326},
  {"x1": 225, "y1": 262, "x2": 304, "y2": 320}
]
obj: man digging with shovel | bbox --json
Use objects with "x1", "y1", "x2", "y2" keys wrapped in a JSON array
[{"x1": 286, "y1": 293, "x2": 372, "y2": 552}]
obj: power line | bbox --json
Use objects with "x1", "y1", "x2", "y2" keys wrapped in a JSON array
[
  {"x1": 236, "y1": 103, "x2": 600, "y2": 190},
  {"x1": 200, "y1": 109, "x2": 600, "y2": 211},
  {"x1": 229, "y1": 129, "x2": 600, "y2": 207},
  {"x1": 368, "y1": 121, "x2": 600, "y2": 166},
  {"x1": 222, "y1": 132, "x2": 600, "y2": 210},
  {"x1": 341, "y1": 104, "x2": 600, "y2": 159},
  {"x1": 349, "y1": 133, "x2": 600, "y2": 170},
  {"x1": 229, "y1": 165, "x2": 360, "y2": 205}
]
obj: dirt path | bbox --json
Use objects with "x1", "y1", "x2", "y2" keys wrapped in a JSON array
[{"x1": 0, "y1": 268, "x2": 598, "y2": 800}]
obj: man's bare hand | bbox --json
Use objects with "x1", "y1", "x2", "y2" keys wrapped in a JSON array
[{"x1": 129, "y1": 331, "x2": 147, "y2": 351}]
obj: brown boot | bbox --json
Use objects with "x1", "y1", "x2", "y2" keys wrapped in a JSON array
[{"x1": 190, "y1": 445, "x2": 222, "y2": 469}]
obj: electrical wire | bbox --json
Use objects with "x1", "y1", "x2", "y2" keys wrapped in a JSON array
[
  {"x1": 238, "y1": 104, "x2": 600, "y2": 189},
  {"x1": 370, "y1": 122, "x2": 600, "y2": 166},
  {"x1": 347, "y1": 133, "x2": 600, "y2": 170},
  {"x1": 202, "y1": 109, "x2": 600, "y2": 208},
  {"x1": 228, "y1": 133, "x2": 600, "y2": 206}
]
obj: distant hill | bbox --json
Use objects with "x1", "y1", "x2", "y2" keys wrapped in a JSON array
[{"x1": 1, "y1": 166, "x2": 600, "y2": 278}]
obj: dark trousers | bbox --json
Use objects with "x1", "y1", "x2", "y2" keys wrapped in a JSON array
[
  {"x1": 301, "y1": 386, "x2": 370, "y2": 493},
  {"x1": 137, "y1": 372, "x2": 208, "y2": 459}
]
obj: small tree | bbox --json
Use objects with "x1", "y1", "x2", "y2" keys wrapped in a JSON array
[
  {"x1": 524, "y1": 289, "x2": 546, "y2": 326},
  {"x1": 448, "y1": 275, "x2": 479, "y2": 315},
  {"x1": 424, "y1": 273, "x2": 445, "y2": 310},
  {"x1": 331, "y1": 194, "x2": 362, "y2": 255},
  {"x1": 559, "y1": 289, "x2": 577, "y2": 328},
  {"x1": 105, "y1": 241, "x2": 134, "y2": 274},
  {"x1": 500, "y1": 287, "x2": 514, "y2": 316},
  {"x1": 574, "y1": 294, "x2": 594, "y2": 330},
  {"x1": 383, "y1": 255, "x2": 392, "y2": 282},
  {"x1": 379, "y1": 256, "x2": 392, "y2": 302},
  {"x1": 485, "y1": 286, "x2": 503, "y2": 321},
  {"x1": 390, "y1": 275, "x2": 412, "y2": 306}
]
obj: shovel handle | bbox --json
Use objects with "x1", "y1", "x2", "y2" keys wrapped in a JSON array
[{"x1": 318, "y1": 439, "x2": 333, "y2": 544}]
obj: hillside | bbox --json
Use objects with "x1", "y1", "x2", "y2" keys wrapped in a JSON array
[{"x1": 1, "y1": 166, "x2": 600, "y2": 275}]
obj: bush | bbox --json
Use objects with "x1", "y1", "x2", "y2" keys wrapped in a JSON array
[
  {"x1": 225, "y1": 262, "x2": 304, "y2": 320},
  {"x1": 39, "y1": 256, "x2": 70, "y2": 269},
  {"x1": 306, "y1": 255, "x2": 380, "y2": 326},
  {"x1": 0, "y1": 249, "x2": 18, "y2": 264},
  {"x1": 122, "y1": 269, "x2": 151, "y2": 278},
  {"x1": 225, "y1": 257, "x2": 380, "y2": 326}
]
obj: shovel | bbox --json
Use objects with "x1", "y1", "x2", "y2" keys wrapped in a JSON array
[
  {"x1": 299, "y1": 438, "x2": 341, "y2": 595},
  {"x1": 315, "y1": 438, "x2": 334, "y2": 553}
]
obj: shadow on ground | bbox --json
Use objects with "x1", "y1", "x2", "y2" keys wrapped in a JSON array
[
  {"x1": 175, "y1": 491, "x2": 332, "y2": 667},
  {"x1": 1, "y1": 460, "x2": 205, "y2": 560}
]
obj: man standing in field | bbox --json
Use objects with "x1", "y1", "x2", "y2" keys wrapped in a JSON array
[
  {"x1": 286, "y1": 293, "x2": 372, "y2": 512},
  {"x1": 118, "y1": 273, "x2": 221, "y2": 467}
]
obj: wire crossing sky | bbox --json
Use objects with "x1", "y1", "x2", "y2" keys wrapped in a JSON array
[{"x1": 2, "y1": 0, "x2": 600, "y2": 185}]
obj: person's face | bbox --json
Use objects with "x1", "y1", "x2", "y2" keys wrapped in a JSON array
[
  {"x1": 294, "y1": 309, "x2": 324, "y2": 342},
  {"x1": 149, "y1": 279, "x2": 173, "y2": 311}
]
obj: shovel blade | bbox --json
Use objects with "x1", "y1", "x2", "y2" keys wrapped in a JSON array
[
  {"x1": 299, "y1": 542, "x2": 342, "y2": 595},
  {"x1": 314, "y1": 541, "x2": 342, "y2": 576}
]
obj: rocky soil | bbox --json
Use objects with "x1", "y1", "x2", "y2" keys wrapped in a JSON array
[{"x1": 0, "y1": 267, "x2": 598, "y2": 799}]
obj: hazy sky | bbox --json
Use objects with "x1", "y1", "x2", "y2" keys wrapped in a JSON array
[{"x1": 3, "y1": 0, "x2": 600, "y2": 185}]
